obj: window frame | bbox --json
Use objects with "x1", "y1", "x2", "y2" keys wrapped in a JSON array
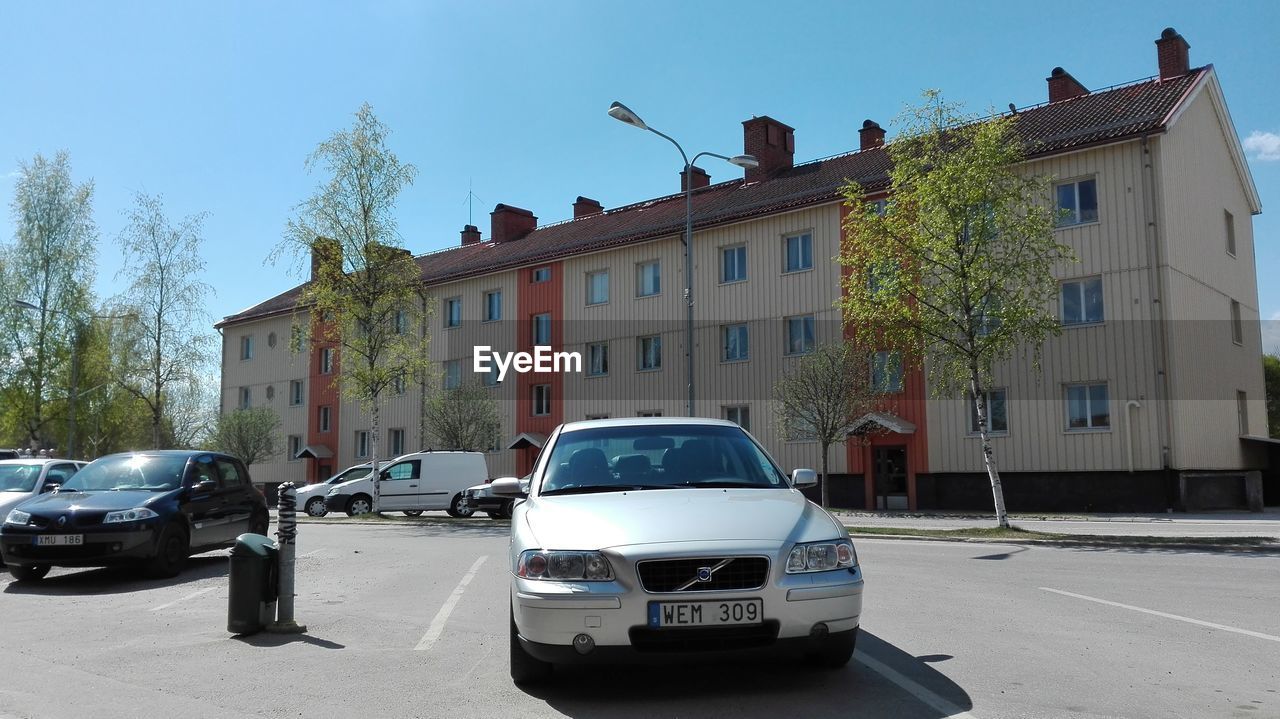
[
  {"x1": 637, "y1": 334, "x2": 662, "y2": 371},
  {"x1": 443, "y1": 359, "x2": 462, "y2": 390},
  {"x1": 319, "y1": 405, "x2": 332, "y2": 433},
  {"x1": 722, "y1": 405, "x2": 751, "y2": 431},
  {"x1": 586, "y1": 269, "x2": 610, "y2": 306},
  {"x1": 636, "y1": 260, "x2": 661, "y2": 298},
  {"x1": 320, "y1": 347, "x2": 334, "y2": 374},
  {"x1": 444, "y1": 297, "x2": 462, "y2": 329},
  {"x1": 1064, "y1": 382, "x2": 1111, "y2": 432},
  {"x1": 871, "y1": 350, "x2": 904, "y2": 394},
  {"x1": 532, "y1": 313, "x2": 552, "y2": 346},
  {"x1": 1231, "y1": 299, "x2": 1243, "y2": 346},
  {"x1": 1225, "y1": 209, "x2": 1236, "y2": 258},
  {"x1": 1054, "y1": 177, "x2": 1099, "y2": 228},
  {"x1": 532, "y1": 384, "x2": 552, "y2": 416},
  {"x1": 389, "y1": 428, "x2": 405, "y2": 456},
  {"x1": 287, "y1": 435, "x2": 302, "y2": 463},
  {"x1": 289, "y1": 379, "x2": 305, "y2": 406},
  {"x1": 484, "y1": 290, "x2": 502, "y2": 323},
  {"x1": 238, "y1": 387, "x2": 251, "y2": 410},
  {"x1": 967, "y1": 388, "x2": 1009, "y2": 436},
  {"x1": 532, "y1": 266, "x2": 552, "y2": 284},
  {"x1": 355, "y1": 430, "x2": 369, "y2": 458},
  {"x1": 587, "y1": 341, "x2": 609, "y2": 378},
  {"x1": 782, "y1": 231, "x2": 814, "y2": 274},
  {"x1": 240, "y1": 335, "x2": 254, "y2": 361},
  {"x1": 720, "y1": 244, "x2": 748, "y2": 284},
  {"x1": 721, "y1": 323, "x2": 749, "y2": 363},
  {"x1": 1060, "y1": 276, "x2": 1105, "y2": 327},
  {"x1": 784, "y1": 314, "x2": 815, "y2": 356}
]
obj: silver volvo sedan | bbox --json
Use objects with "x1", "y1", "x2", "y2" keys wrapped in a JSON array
[{"x1": 496, "y1": 417, "x2": 864, "y2": 684}]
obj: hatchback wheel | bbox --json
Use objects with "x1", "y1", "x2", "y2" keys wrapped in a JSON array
[
  {"x1": 250, "y1": 513, "x2": 270, "y2": 537},
  {"x1": 8, "y1": 563, "x2": 51, "y2": 582},
  {"x1": 446, "y1": 493, "x2": 475, "y2": 519},
  {"x1": 510, "y1": 606, "x2": 553, "y2": 684},
  {"x1": 145, "y1": 523, "x2": 190, "y2": 579},
  {"x1": 305, "y1": 497, "x2": 328, "y2": 517},
  {"x1": 347, "y1": 494, "x2": 372, "y2": 517}
]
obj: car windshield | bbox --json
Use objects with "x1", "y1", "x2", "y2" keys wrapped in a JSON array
[
  {"x1": 331, "y1": 467, "x2": 370, "y2": 484},
  {"x1": 0, "y1": 464, "x2": 41, "y2": 492},
  {"x1": 61, "y1": 454, "x2": 188, "y2": 492},
  {"x1": 539, "y1": 424, "x2": 788, "y2": 495}
]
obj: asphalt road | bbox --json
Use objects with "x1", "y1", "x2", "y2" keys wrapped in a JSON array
[
  {"x1": 0, "y1": 521, "x2": 1277, "y2": 719},
  {"x1": 834, "y1": 510, "x2": 1280, "y2": 539}
]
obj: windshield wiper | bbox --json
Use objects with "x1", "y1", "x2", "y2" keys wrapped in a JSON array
[{"x1": 541, "y1": 485, "x2": 652, "y2": 496}]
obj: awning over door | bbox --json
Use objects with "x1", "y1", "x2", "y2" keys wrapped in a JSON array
[
  {"x1": 295, "y1": 444, "x2": 334, "y2": 460},
  {"x1": 847, "y1": 412, "x2": 917, "y2": 436},
  {"x1": 507, "y1": 432, "x2": 548, "y2": 450}
]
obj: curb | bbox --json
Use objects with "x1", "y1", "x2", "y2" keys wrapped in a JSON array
[{"x1": 843, "y1": 529, "x2": 1280, "y2": 554}]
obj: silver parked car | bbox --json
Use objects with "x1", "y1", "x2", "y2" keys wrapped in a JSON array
[{"x1": 498, "y1": 417, "x2": 864, "y2": 684}]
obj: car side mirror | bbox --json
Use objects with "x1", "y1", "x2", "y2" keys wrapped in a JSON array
[
  {"x1": 791, "y1": 469, "x2": 818, "y2": 489},
  {"x1": 192, "y1": 479, "x2": 218, "y2": 495},
  {"x1": 491, "y1": 477, "x2": 523, "y2": 496}
]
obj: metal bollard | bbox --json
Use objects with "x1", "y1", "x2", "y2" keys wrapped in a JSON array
[{"x1": 266, "y1": 481, "x2": 306, "y2": 634}]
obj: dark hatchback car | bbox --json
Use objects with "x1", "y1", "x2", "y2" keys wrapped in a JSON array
[{"x1": 0, "y1": 450, "x2": 269, "y2": 582}]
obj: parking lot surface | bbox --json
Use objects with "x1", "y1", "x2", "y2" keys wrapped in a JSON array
[{"x1": 1, "y1": 520, "x2": 1277, "y2": 718}]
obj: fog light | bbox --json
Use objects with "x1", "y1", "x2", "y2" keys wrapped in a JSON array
[
  {"x1": 810, "y1": 622, "x2": 829, "y2": 638},
  {"x1": 111, "y1": 543, "x2": 122, "y2": 552},
  {"x1": 573, "y1": 633, "x2": 595, "y2": 655}
]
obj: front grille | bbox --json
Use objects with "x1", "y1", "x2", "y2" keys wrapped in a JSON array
[
  {"x1": 637, "y1": 556, "x2": 770, "y2": 593},
  {"x1": 628, "y1": 621, "x2": 780, "y2": 653}
]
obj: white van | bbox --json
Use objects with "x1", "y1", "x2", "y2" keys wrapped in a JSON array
[{"x1": 323, "y1": 452, "x2": 488, "y2": 517}]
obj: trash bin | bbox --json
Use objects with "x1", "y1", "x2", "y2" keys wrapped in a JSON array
[{"x1": 227, "y1": 533, "x2": 279, "y2": 635}]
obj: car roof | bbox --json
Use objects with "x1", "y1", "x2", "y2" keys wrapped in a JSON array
[
  {"x1": 0, "y1": 458, "x2": 72, "y2": 466},
  {"x1": 559, "y1": 417, "x2": 740, "y2": 432},
  {"x1": 95, "y1": 450, "x2": 237, "y2": 461}
]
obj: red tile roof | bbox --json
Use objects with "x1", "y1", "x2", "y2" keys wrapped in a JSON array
[{"x1": 218, "y1": 69, "x2": 1205, "y2": 328}]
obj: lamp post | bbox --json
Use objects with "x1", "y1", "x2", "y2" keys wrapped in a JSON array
[{"x1": 607, "y1": 101, "x2": 758, "y2": 417}]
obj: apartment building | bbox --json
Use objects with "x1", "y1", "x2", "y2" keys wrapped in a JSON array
[{"x1": 217, "y1": 28, "x2": 1267, "y2": 512}]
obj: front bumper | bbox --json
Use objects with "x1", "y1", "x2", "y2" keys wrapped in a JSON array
[
  {"x1": 0, "y1": 525, "x2": 158, "y2": 567},
  {"x1": 324, "y1": 494, "x2": 351, "y2": 512}
]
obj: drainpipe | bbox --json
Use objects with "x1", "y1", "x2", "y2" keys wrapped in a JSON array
[
  {"x1": 1125, "y1": 400, "x2": 1142, "y2": 473},
  {"x1": 1140, "y1": 135, "x2": 1176, "y2": 471}
]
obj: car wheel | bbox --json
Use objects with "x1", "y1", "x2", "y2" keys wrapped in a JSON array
[
  {"x1": 145, "y1": 523, "x2": 190, "y2": 579},
  {"x1": 8, "y1": 563, "x2": 51, "y2": 582},
  {"x1": 807, "y1": 628, "x2": 858, "y2": 669},
  {"x1": 305, "y1": 497, "x2": 328, "y2": 517},
  {"x1": 347, "y1": 494, "x2": 373, "y2": 517},
  {"x1": 446, "y1": 493, "x2": 475, "y2": 518},
  {"x1": 403, "y1": 510, "x2": 424, "y2": 517},
  {"x1": 250, "y1": 512, "x2": 270, "y2": 537},
  {"x1": 510, "y1": 606, "x2": 553, "y2": 685},
  {"x1": 487, "y1": 501, "x2": 513, "y2": 520}
]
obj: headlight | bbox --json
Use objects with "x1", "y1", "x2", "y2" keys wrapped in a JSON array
[
  {"x1": 5, "y1": 509, "x2": 31, "y2": 526},
  {"x1": 103, "y1": 508, "x2": 160, "y2": 524},
  {"x1": 786, "y1": 539, "x2": 858, "y2": 573},
  {"x1": 516, "y1": 550, "x2": 613, "y2": 581},
  {"x1": 327, "y1": 488, "x2": 338, "y2": 496}
]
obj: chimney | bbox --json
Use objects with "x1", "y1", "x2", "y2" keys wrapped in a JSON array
[
  {"x1": 742, "y1": 115, "x2": 794, "y2": 183},
  {"x1": 1155, "y1": 27, "x2": 1190, "y2": 80},
  {"x1": 310, "y1": 237, "x2": 340, "y2": 281},
  {"x1": 680, "y1": 165, "x2": 710, "y2": 192},
  {"x1": 460, "y1": 224, "x2": 481, "y2": 245},
  {"x1": 490, "y1": 204, "x2": 537, "y2": 244},
  {"x1": 573, "y1": 196, "x2": 603, "y2": 219},
  {"x1": 859, "y1": 120, "x2": 885, "y2": 151},
  {"x1": 1047, "y1": 67, "x2": 1090, "y2": 102}
]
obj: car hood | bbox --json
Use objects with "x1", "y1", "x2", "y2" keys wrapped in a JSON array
[
  {"x1": 0, "y1": 492, "x2": 34, "y2": 515},
  {"x1": 17, "y1": 489, "x2": 172, "y2": 514},
  {"x1": 521, "y1": 488, "x2": 840, "y2": 550}
]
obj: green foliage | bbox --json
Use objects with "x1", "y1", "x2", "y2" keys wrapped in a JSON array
[
  {"x1": 423, "y1": 380, "x2": 501, "y2": 452},
  {"x1": 1264, "y1": 354, "x2": 1280, "y2": 438},
  {"x1": 212, "y1": 407, "x2": 282, "y2": 466}
]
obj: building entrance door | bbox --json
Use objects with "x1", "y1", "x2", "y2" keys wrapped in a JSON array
[{"x1": 874, "y1": 447, "x2": 908, "y2": 510}]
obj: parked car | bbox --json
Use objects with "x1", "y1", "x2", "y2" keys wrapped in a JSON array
[
  {"x1": 296, "y1": 463, "x2": 373, "y2": 517},
  {"x1": 500, "y1": 417, "x2": 863, "y2": 684},
  {"x1": 0, "y1": 459, "x2": 87, "y2": 564},
  {"x1": 0, "y1": 450, "x2": 20, "y2": 460},
  {"x1": 0, "y1": 450, "x2": 269, "y2": 581},
  {"x1": 461, "y1": 476, "x2": 526, "y2": 519},
  {"x1": 324, "y1": 451, "x2": 488, "y2": 517}
]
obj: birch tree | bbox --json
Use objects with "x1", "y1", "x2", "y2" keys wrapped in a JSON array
[
  {"x1": 276, "y1": 103, "x2": 425, "y2": 513},
  {"x1": 838, "y1": 91, "x2": 1072, "y2": 528}
]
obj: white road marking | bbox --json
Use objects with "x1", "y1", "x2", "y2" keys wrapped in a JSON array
[
  {"x1": 856, "y1": 652, "x2": 980, "y2": 719},
  {"x1": 414, "y1": 555, "x2": 489, "y2": 651},
  {"x1": 149, "y1": 586, "x2": 216, "y2": 612},
  {"x1": 1040, "y1": 587, "x2": 1280, "y2": 644}
]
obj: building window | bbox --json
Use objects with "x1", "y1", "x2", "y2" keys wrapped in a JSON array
[
  {"x1": 722, "y1": 323, "x2": 749, "y2": 362},
  {"x1": 784, "y1": 232, "x2": 813, "y2": 273},
  {"x1": 319, "y1": 405, "x2": 331, "y2": 433},
  {"x1": 587, "y1": 342, "x2": 609, "y2": 377},
  {"x1": 289, "y1": 380, "x2": 304, "y2": 406},
  {"x1": 238, "y1": 387, "x2": 251, "y2": 410},
  {"x1": 1065, "y1": 382, "x2": 1109, "y2": 430},
  {"x1": 485, "y1": 290, "x2": 502, "y2": 322},
  {"x1": 240, "y1": 335, "x2": 254, "y2": 360},
  {"x1": 482, "y1": 364, "x2": 500, "y2": 386},
  {"x1": 586, "y1": 270, "x2": 610, "y2": 305},
  {"x1": 267, "y1": 332, "x2": 277, "y2": 349},
  {"x1": 320, "y1": 347, "x2": 334, "y2": 374},
  {"x1": 532, "y1": 266, "x2": 551, "y2": 283},
  {"x1": 1238, "y1": 390, "x2": 1249, "y2": 435},
  {"x1": 968, "y1": 389, "x2": 1008, "y2": 434},
  {"x1": 721, "y1": 245, "x2": 747, "y2": 283},
  {"x1": 1055, "y1": 178, "x2": 1098, "y2": 226},
  {"x1": 265, "y1": 385, "x2": 275, "y2": 401},
  {"x1": 392, "y1": 372, "x2": 406, "y2": 395},
  {"x1": 355, "y1": 431, "x2": 369, "y2": 458},
  {"x1": 637, "y1": 410, "x2": 663, "y2": 417},
  {"x1": 1061, "y1": 277, "x2": 1104, "y2": 326},
  {"x1": 393, "y1": 309, "x2": 408, "y2": 335},
  {"x1": 443, "y1": 360, "x2": 462, "y2": 390},
  {"x1": 444, "y1": 297, "x2": 461, "y2": 328},
  {"x1": 532, "y1": 313, "x2": 551, "y2": 346},
  {"x1": 785, "y1": 416, "x2": 817, "y2": 442},
  {"x1": 532, "y1": 384, "x2": 551, "y2": 416},
  {"x1": 638, "y1": 335, "x2": 662, "y2": 371},
  {"x1": 288, "y1": 435, "x2": 302, "y2": 462},
  {"x1": 1225, "y1": 210, "x2": 1236, "y2": 257},
  {"x1": 872, "y1": 351, "x2": 904, "y2": 393},
  {"x1": 723, "y1": 405, "x2": 750, "y2": 431},
  {"x1": 636, "y1": 260, "x2": 661, "y2": 297},
  {"x1": 785, "y1": 315, "x2": 814, "y2": 355},
  {"x1": 389, "y1": 428, "x2": 405, "y2": 456},
  {"x1": 1231, "y1": 299, "x2": 1243, "y2": 345}
]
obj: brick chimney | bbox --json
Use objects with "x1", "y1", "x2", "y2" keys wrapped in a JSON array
[
  {"x1": 1155, "y1": 27, "x2": 1190, "y2": 80},
  {"x1": 680, "y1": 165, "x2": 710, "y2": 192},
  {"x1": 490, "y1": 204, "x2": 537, "y2": 244},
  {"x1": 1047, "y1": 67, "x2": 1089, "y2": 102},
  {"x1": 573, "y1": 196, "x2": 603, "y2": 219},
  {"x1": 310, "y1": 237, "x2": 340, "y2": 281},
  {"x1": 859, "y1": 120, "x2": 885, "y2": 151},
  {"x1": 460, "y1": 224, "x2": 481, "y2": 246},
  {"x1": 742, "y1": 115, "x2": 794, "y2": 183}
]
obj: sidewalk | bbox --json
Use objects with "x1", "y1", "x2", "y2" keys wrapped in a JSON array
[{"x1": 832, "y1": 508, "x2": 1280, "y2": 539}]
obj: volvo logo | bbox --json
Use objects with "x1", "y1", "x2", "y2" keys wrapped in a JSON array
[
  {"x1": 696, "y1": 566, "x2": 713, "y2": 582},
  {"x1": 56, "y1": 515, "x2": 67, "y2": 528}
]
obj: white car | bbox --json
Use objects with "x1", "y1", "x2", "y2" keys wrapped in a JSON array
[
  {"x1": 499, "y1": 417, "x2": 864, "y2": 684},
  {"x1": 325, "y1": 451, "x2": 489, "y2": 517},
  {"x1": 0, "y1": 458, "x2": 87, "y2": 521},
  {"x1": 296, "y1": 463, "x2": 373, "y2": 517}
]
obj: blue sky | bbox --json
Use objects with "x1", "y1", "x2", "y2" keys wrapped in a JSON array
[{"x1": 2, "y1": 0, "x2": 1278, "y2": 342}]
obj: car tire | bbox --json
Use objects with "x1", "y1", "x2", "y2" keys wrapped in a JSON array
[
  {"x1": 145, "y1": 523, "x2": 190, "y2": 579},
  {"x1": 249, "y1": 512, "x2": 270, "y2": 537},
  {"x1": 347, "y1": 494, "x2": 373, "y2": 517},
  {"x1": 446, "y1": 493, "x2": 475, "y2": 519},
  {"x1": 487, "y1": 500, "x2": 513, "y2": 520},
  {"x1": 305, "y1": 497, "x2": 328, "y2": 518},
  {"x1": 808, "y1": 628, "x2": 858, "y2": 669},
  {"x1": 510, "y1": 606, "x2": 553, "y2": 685},
  {"x1": 403, "y1": 510, "x2": 424, "y2": 517},
  {"x1": 8, "y1": 563, "x2": 51, "y2": 582}
]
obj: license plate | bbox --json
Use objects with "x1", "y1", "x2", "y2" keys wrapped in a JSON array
[
  {"x1": 648, "y1": 599, "x2": 763, "y2": 628},
  {"x1": 35, "y1": 535, "x2": 83, "y2": 546}
]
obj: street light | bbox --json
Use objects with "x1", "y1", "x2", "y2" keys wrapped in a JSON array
[{"x1": 607, "y1": 101, "x2": 757, "y2": 417}]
